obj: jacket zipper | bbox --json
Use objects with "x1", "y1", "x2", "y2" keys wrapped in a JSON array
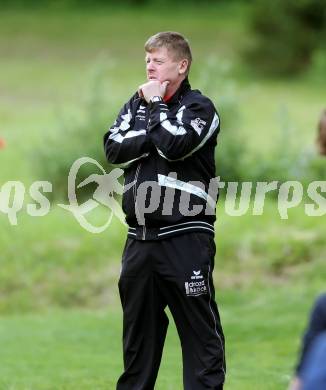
[
  {"x1": 140, "y1": 112, "x2": 152, "y2": 240},
  {"x1": 133, "y1": 162, "x2": 143, "y2": 236},
  {"x1": 133, "y1": 108, "x2": 151, "y2": 240}
]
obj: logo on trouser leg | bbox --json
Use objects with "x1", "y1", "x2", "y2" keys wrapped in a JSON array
[{"x1": 185, "y1": 270, "x2": 207, "y2": 296}]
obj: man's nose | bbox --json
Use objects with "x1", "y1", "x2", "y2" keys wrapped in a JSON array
[{"x1": 147, "y1": 61, "x2": 155, "y2": 71}]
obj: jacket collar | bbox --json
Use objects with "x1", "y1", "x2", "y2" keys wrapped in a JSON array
[{"x1": 164, "y1": 77, "x2": 191, "y2": 105}]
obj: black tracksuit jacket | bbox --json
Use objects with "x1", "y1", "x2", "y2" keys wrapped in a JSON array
[{"x1": 103, "y1": 77, "x2": 220, "y2": 240}]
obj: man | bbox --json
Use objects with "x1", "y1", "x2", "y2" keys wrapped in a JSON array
[{"x1": 104, "y1": 31, "x2": 225, "y2": 390}]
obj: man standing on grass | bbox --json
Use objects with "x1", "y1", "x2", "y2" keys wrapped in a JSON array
[{"x1": 104, "y1": 31, "x2": 225, "y2": 389}]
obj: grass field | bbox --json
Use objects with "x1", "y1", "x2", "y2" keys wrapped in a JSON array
[
  {"x1": 0, "y1": 283, "x2": 324, "y2": 389},
  {"x1": 0, "y1": 4, "x2": 325, "y2": 389}
]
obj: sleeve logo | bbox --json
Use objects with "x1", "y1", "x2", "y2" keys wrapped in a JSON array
[{"x1": 190, "y1": 118, "x2": 206, "y2": 135}]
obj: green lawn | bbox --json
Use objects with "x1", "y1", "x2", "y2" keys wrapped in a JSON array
[{"x1": 0, "y1": 285, "x2": 322, "y2": 390}]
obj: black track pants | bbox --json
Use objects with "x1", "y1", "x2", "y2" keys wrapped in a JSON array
[{"x1": 116, "y1": 232, "x2": 226, "y2": 390}]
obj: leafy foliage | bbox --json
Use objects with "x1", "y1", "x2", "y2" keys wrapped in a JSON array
[{"x1": 247, "y1": 0, "x2": 326, "y2": 76}]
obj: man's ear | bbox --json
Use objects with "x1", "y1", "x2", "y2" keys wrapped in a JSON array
[{"x1": 178, "y1": 59, "x2": 188, "y2": 75}]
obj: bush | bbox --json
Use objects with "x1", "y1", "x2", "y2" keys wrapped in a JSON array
[
  {"x1": 246, "y1": 0, "x2": 326, "y2": 76},
  {"x1": 33, "y1": 63, "x2": 116, "y2": 201}
]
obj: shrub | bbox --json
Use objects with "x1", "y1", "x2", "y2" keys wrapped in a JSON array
[
  {"x1": 33, "y1": 64, "x2": 116, "y2": 201},
  {"x1": 246, "y1": 0, "x2": 326, "y2": 76}
]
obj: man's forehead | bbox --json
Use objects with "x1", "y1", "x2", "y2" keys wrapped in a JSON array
[{"x1": 145, "y1": 47, "x2": 172, "y2": 59}]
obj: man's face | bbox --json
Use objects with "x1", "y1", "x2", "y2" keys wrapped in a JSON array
[{"x1": 145, "y1": 47, "x2": 185, "y2": 85}]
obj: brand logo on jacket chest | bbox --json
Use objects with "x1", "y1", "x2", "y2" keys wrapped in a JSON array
[{"x1": 135, "y1": 105, "x2": 146, "y2": 121}]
